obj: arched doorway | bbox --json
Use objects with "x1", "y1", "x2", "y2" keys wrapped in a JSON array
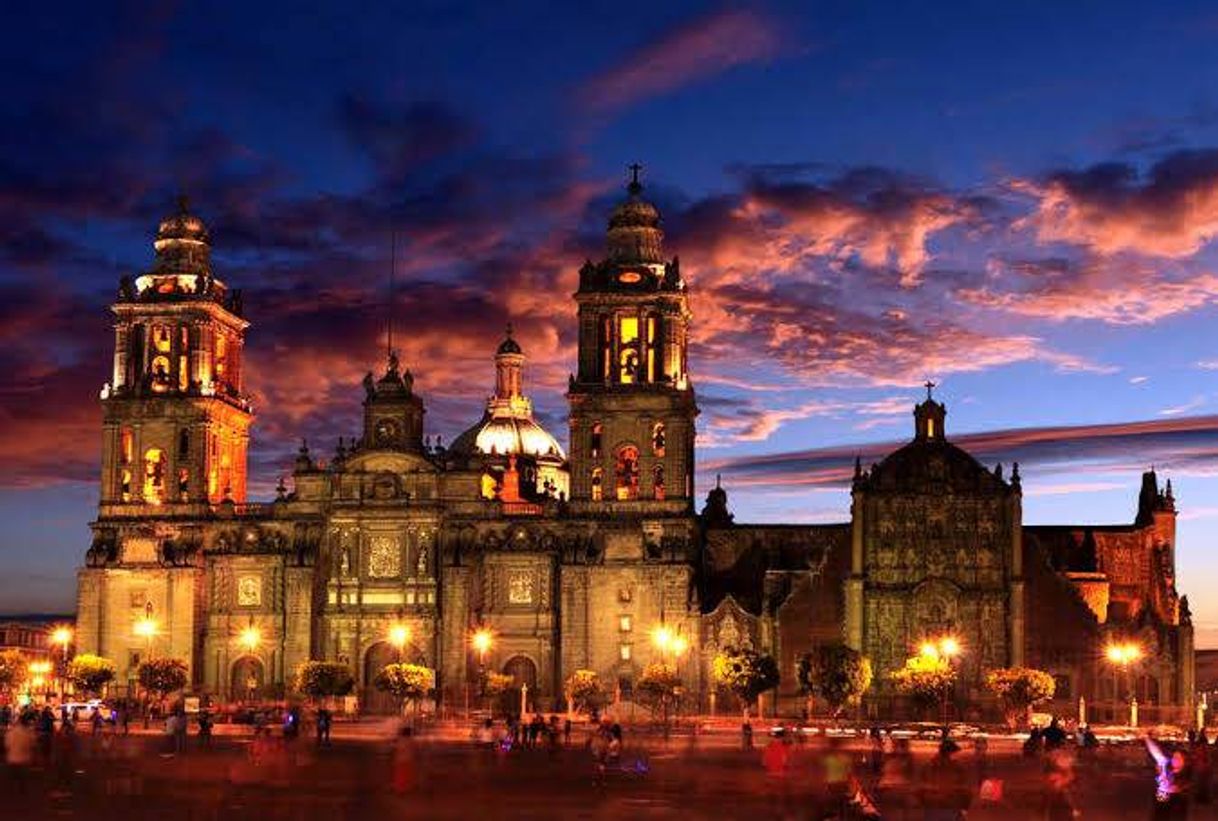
[
  {"x1": 502, "y1": 655, "x2": 538, "y2": 712},
  {"x1": 231, "y1": 656, "x2": 264, "y2": 702},
  {"x1": 363, "y1": 642, "x2": 398, "y2": 715}
]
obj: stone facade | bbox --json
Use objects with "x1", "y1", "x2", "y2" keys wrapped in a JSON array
[{"x1": 76, "y1": 181, "x2": 1196, "y2": 716}]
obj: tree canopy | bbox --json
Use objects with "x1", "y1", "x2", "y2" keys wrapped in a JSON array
[
  {"x1": 137, "y1": 658, "x2": 189, "y2": 699},
  {"x1": 293, "y1": 660, "x2": 355, "y2": 700},
  {"x1": 564, "y1": 669, "x2": 605, "y2": 713},
  {"x1": 797, "y1": 643, "x2": 873, "y2": 717},
  {"x1": 0, "y1": 649, "x2": 25, "y2": 695},
  {"x1": 984, "y1": 667, "x2": 1056, "y2": 727},
  {"x1": 67, "y1": 654, "x2": 116, "y2": 697},
  {"x1": 889, "y1": 654, "x2": 956, "y2": 708},
  {"x1": 374, "y1": 663, "x2": 434, "y2": 705},
  {"x1": 712, "y1": 646, "x2": 780, "y2": 716}
]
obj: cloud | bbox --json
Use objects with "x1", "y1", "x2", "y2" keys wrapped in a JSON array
[
  {"x1": 703, "y1": 414, "x2": 1218, "y2": 492},
  {"x1": 1013, "y1": 149, "x2": 1218, "y2": 257},
  {"x1": 699, "y1": 394, "x2": 912, "y2": 447},
  {"x1": 578, "y1": 9, "x2": 782, "y2": 114},
  {"x1": 958, "y1": 256, "x2": 1218, "y2": 324}
]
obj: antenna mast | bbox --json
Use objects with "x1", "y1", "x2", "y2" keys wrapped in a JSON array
[{"x1": 388, "y1": 232, "x2": 397, "y2": 362}]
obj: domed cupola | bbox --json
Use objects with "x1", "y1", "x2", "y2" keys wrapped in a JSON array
[
  {"x1": 452, "y1": 326, "x2": 569, "y2": 500},
  {"x1": 152, "y1": 195, "x2": 212, "y2": 277},
  {"x1": 606, "y1": 164, "x2": 665, "y2": 265}
]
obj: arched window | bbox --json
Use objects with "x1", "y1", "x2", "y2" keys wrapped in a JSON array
[
  {"x1": 618, "y1": 316, "x2": 640, "y2": 383},
  {"x1": 653, "y1": 464, "x2": 665, "y2": 500},
  {"x1": 178, "y1": 429, "x2": 190, "y2": 460},
  {"x1": 590, "y1": 467, "x2": 603, "y2": 501},
  {"x1": 143, "y1": 448, "x2": 165, "y2": 505},
  {"x1": 591, "y1": 422, "x2": 603, "y2": 459},
  {"x1": 615, "y1": 446, "x2": 640, "y2": 500},
  {"x1": 120, "y1": 428, "x2": 134, "y2": 464},
  {"x1": 651, "y1": 422, "x2": 666, "y2": 457}
]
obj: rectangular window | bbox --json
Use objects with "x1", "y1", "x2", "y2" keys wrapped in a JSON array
[
  {"x1": 619, "y1": 615, "x2": 632, "y2": 633},
  {"x1": 619, "y1": 644, "x2": 632, "y2": 661}
]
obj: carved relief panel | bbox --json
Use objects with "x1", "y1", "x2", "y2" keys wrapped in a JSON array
[{"x1": 367, "y1": 533, "x2": 402, "y2": 578}]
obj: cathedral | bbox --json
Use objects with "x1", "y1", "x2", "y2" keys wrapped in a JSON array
[{"x1": 75, "y1": 176, "x2": 1196, "y2": 718}]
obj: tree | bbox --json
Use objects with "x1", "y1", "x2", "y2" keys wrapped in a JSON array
[
  {"x1": 0, "y1": 649, "x2": 25, "y2": 696},
  {"x1": 374, "y1": 663, "x2": 434, "y2": 714},
  {"x1": 293, "y1": 661, "x2": 355, "y2": 702},
  {"x1": 137, "y1": 658, "x2": 189, "y2": 702},
  {"x1": 713, "y1": 646, "x2": 780, "y2": 719},
  {"x1": 636, "y1": 663, "x2": 683, "y2": 737},
  {"x1": 984, "y1": 667, "x2": 1056, "y2": 728},
  {"x1": 889, "y1": 654, "x2": 957, "y2": 720},
  {"x1": 564, "y1": 669, "x2": 605, "y2": 714},
  {"x1": 797, "y1": 643, "x2": 873, "y2": 718},
  {"x1": 483, "y1": 672, "x2": 514, "y2": 715},
  {"x1": 66, "y1": 654, "x2": 116, "y2": 697}
]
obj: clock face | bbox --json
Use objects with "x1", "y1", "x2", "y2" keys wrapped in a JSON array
[
  {"x1": 375, "y1": 418, "x2": 399, "y2": 444},
  {"x1": 617, "y1": 270, "x2": 642, "y2": 284}
]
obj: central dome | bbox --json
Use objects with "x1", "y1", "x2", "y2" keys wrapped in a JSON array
[{"x1": 469, "y1": 415, "x2": 565, "y2": 459}]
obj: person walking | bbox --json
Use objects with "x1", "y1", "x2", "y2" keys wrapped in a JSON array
[
  {"x1": 918, "y1": 738, "x2": 972, "y2": 821},
  {"x1": 1192, "y1": 730, "x2": 1211, "y2": 805},
  {"x1": 1146, "y1": 734, "x2": 1191, "y2": 820},
  {"x1": 1041, "y1": 749, "x2": 1080, "y2": 821},
  {"x1": 315, "y1": 707, "x2": 332, "y2": 746}
]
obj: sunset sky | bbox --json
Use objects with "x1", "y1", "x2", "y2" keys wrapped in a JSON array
[{"x1": 2, "y1": 1, "x2": 1217, "y2": 645}]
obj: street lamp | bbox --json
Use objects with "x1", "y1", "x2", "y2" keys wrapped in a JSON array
[
  {"x1": 469, "y1": 628, "x2": 493, "y2": 716},
  {"x1": 1104, "y1": 641, "x2": 1143, "y2": 724},
  {"x1": 239, "y1": 619, "x2": 261, "y2": 653},
  {"x1": 918, "y1": 634, "x2": 963, "y2": 729},
  {"x1": 51, "y1": 626, "x2": 72, "y2": 701},
  {"x1": 389, "y1": 623, "x2": 411, "y2": 662},
  {"x1": 134, "y1": 602, "x2": 158, "y2": 661}
]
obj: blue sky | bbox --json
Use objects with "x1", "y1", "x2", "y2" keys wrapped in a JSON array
[{"x1": 1, "y1": 0, "x2": 1217, "y2": 644}]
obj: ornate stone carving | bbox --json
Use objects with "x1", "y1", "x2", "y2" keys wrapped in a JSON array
[
  {"x1": 367, "y1": 534, "x2": 401, "y2": 578},
  {"x1": 237, "y1": 574, "x2": 261, "y2": 606}
]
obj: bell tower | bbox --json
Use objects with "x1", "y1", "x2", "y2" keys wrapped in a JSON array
[
  {"x1": 98, "y1": 197, "x2": 252, "y2": 512},
  {"x1": 567, "y1": 167, "x2": 697, "y2": 512}
]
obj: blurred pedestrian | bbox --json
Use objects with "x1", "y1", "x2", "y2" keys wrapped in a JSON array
[
  {"x1": 391, "y1": 726, "x2": 415, "y2": 794},
  {"x1": 918, "y1": 738, "x2": 971, "y2": 821},
  {"x1": 1145, "y1": 734, "x2": 1191, "y2": 819},
  {"x1": 315, "y1": 707, "x2": 332, "y2": 745},
  {"x1": 1041, "y1": 749, "x2": 1079, "y2": 821},
  {"x1": 741, "y1": 719, "x2": 753, "y2": 750},
  {"x1": 1192, "y1": 729, "x2": 1211, "y2": 805}
]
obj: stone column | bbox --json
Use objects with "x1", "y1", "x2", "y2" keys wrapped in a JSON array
[
  {"x1": 1009, "y1": 580, "x2": 1026, "y2": 667},
  {"x1": 844, "y1": 490, "x2": 865, "y2": 650}
]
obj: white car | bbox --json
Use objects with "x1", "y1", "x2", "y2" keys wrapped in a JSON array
[{"x1": 60, "y1": 699, "x2": 108, "y2": 720}]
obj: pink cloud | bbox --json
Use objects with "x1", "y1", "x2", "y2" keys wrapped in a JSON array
[
  {"x1": 579, "y1": 9, "x2": 782, "y2": 113},
  {"x1": 1012, "y1": 150, "x2": 1218, "y2": 257}
]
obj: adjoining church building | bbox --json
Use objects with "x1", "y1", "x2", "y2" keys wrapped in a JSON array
[{"x1": 75, "y1": 176, "x2": 1196, "y2": 718}]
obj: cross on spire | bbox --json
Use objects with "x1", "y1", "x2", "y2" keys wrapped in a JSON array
[
  {"x1": 627, "y1": 162, "x2": 643, "y2": 194},
  {"x1": 924, "y1": 380, "x2": 936, "y2": 400}
]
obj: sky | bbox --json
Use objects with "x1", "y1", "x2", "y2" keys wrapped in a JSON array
[{"x1": 2, "y1": 1, "x2": 1218, "y2": 644}]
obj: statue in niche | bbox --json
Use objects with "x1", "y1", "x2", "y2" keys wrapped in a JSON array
[
  {"x1": 340, "y1": 548, "x2": 351, "y2": 577},
  {"x1": 416, "y1": 546, "x2": 428, "y2": 576}
]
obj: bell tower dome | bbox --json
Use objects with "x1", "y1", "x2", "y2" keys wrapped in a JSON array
[{"x1": 567, "y1": 166, "x2": 698, "y2": 513}]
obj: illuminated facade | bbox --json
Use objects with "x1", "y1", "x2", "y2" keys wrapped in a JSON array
[{"x1": 76, "y1": 180, "x2": 1195, "y2": 717}]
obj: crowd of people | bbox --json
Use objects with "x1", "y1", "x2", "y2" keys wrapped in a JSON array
[{"x1": 753, "y1": 719, "x2": 1214, "y2": 820}]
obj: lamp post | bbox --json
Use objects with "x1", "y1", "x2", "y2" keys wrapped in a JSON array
[
  {"x1": 389, "y1": 622, "x2": 411, "y2": 663},
  {"x1": 921, "y1": 634, "x2": 962, "y2": 731},
  {"x1": 238, "y1": 617, "x2": 261, "y2": 702},
  {"x1": 470, "y1": 628, "x2": 492, "y2": 717},
  {"x1": 133, "y1": 602, "x2": 158, "y2": 724},
  {"x1": 1105, "y1": 641, "x2": 1143, "y2": 726},
  {"x1": 651, "y1": 624, "x2": 688, "y2": 739},
  {"x1": 51, "y1": 626, "x2": 72, "y2": 702}
]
